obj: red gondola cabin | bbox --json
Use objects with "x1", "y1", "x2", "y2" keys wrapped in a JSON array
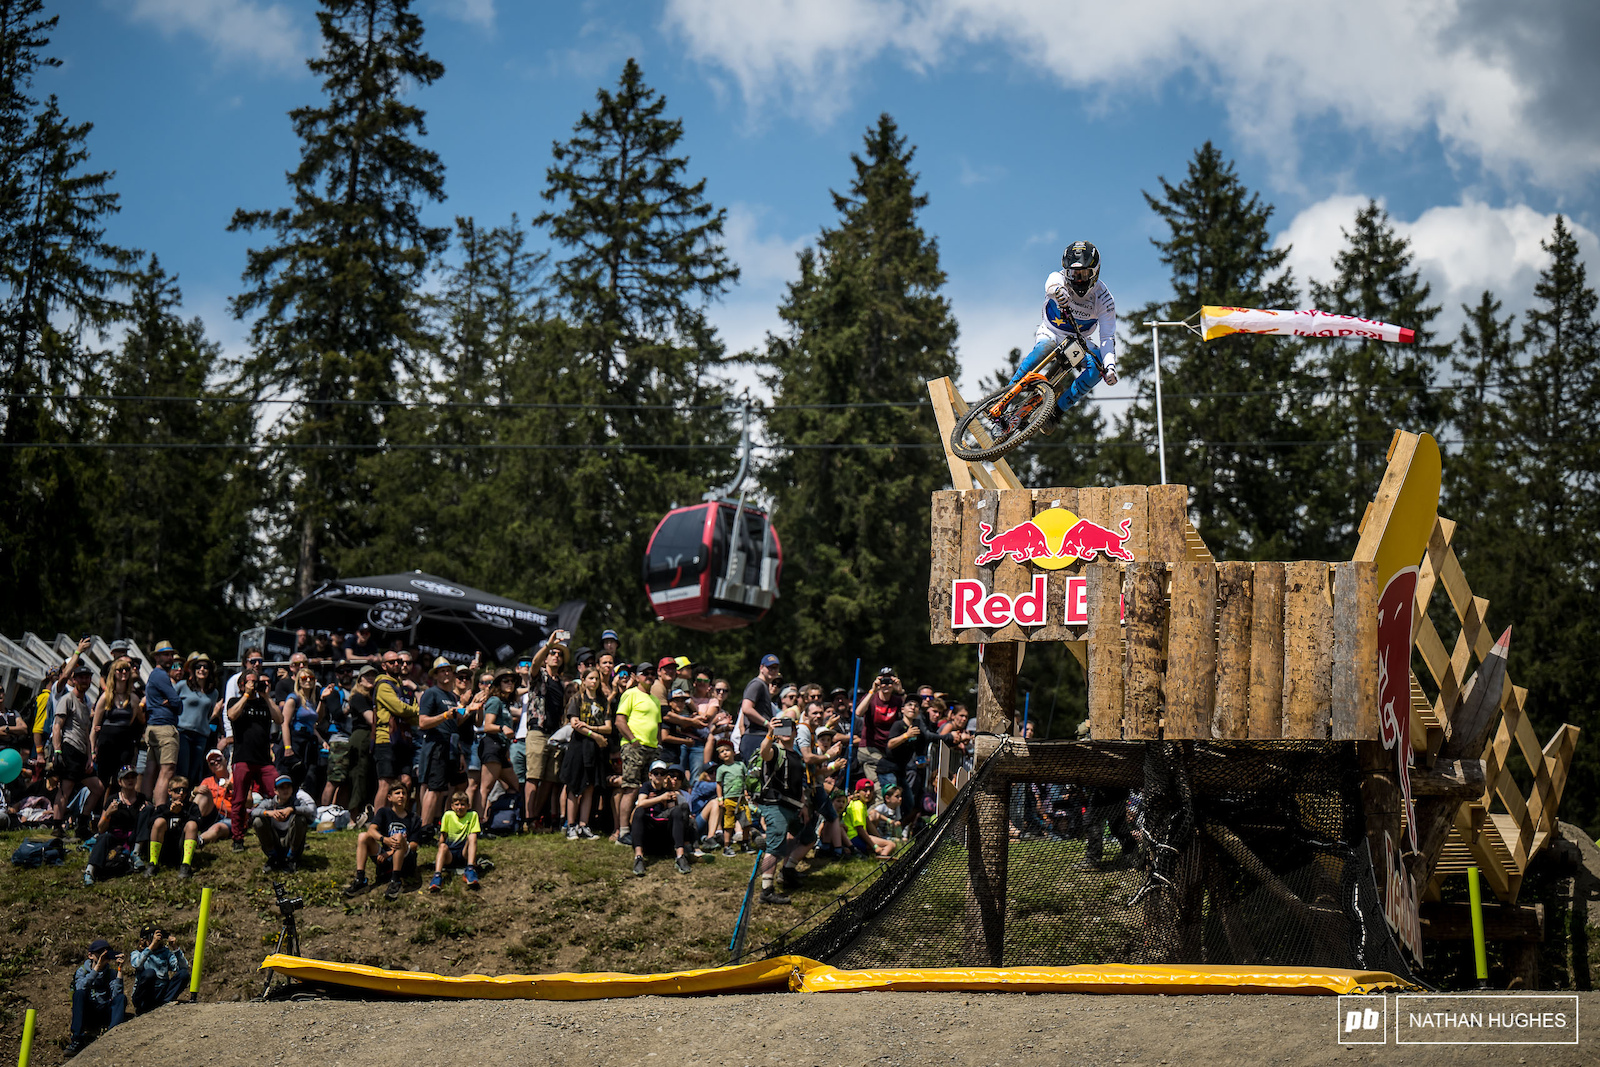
[{"x1": 643, "y1": 501, "x2": 783, "y2": 631}]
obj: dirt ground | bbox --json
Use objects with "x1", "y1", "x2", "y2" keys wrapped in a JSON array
[{"x1": 67, "y1": 991, "x2": 1600, "y2": 1067}]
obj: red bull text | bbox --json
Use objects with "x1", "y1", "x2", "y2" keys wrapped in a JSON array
[{"x1": 951, "y1": 574, "x2": 1098, "y2": 628}]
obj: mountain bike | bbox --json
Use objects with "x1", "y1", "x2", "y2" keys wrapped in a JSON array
[{"x1": 949, "y1": 325, "x2": 1099, "y2": 463}]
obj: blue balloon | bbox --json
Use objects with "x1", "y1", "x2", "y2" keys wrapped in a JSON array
[{"x1": 0, "y1": 747, "x2": 21, "y2": 785}]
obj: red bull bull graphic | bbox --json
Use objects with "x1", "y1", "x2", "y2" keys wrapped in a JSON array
[
  {"x1": 973, "y1": 509, "x2": 1134, "y2": 567},
  {"x1": 1377, "y1": 566, "x2": 1418, "y2": 851}
]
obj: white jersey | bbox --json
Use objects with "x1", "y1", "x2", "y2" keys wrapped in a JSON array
[{"x1": 1035, "y1": 271, "x2": 1116, "y2": 362}]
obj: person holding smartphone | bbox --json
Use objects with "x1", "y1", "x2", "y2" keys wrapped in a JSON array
[
  {"x1": 225, "y1": 666, "x2": 282, "y2": 852},
  {"x1": 68, "y1": 938, "x2": 127, "y2": 1055},
  {"x1": 754, "y1": 716, "x2": 810, "y2": 905}
]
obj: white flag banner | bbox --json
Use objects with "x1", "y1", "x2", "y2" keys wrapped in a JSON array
[{"x1": 1200, "y1": 305, "x2": 1415, "y2": 344}]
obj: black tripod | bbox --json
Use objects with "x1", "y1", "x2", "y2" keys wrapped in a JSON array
[{"x1": 262, "y1": 882, "x2": 304, "y2": 996}]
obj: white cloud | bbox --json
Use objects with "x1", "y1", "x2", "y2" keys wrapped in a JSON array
[
  {"x1": 662, "y1": 0, "x2": 1600, "y2": 189},
  {"x1": 428, "y1": 0, "x2": 495, "y2": 31},
  {"x1": 1276, "y1": 194, "x2": 1600, "y2": 341},
  {"x1": 127, "y1": 0, "x2": 307, "y2": 70}
]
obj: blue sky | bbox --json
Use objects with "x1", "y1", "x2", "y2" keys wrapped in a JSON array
[{"x1": 47, "y1": 0, "x2": 1600, "y2": 402}]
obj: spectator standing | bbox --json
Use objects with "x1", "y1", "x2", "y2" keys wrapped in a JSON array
[
  {"x1": 175, "y1": 653, "x2": 220, "y2": 786},
  {"x1": 344, "y1": 666, "x2": 378, "y2": 817},
  {"x1": 67, "y1": 939, "x2": 127, "y2": 1056},
  {"x1": 318, "y1": 664, "x2": 355, "y2": 808},
  {"x1": 252, "y1": 773, "x2": 315, "y2": 872},
  {"x1": 754, "y1": 718, "x2": 810, "y2": 904},
  {"x1": 130, "y1": 925, "x2": 190, "y2": 1014},
  {"x1": 885, "y1": 701, "x2": 926, "y2": 822},
  {"x1": 30, "y1": 663, "x2": 61, "y2": 757},
  {"x1": 734, "y1": 654, "x2": 781, "y2": 762},
  {"x1": 854, "y1": 667, "x2": 905, "y2": 791},
  {"x1": 52, "y1": 645, "x2": 103, "y2": 831},
  {"x1": 91, "y1": 657, "x2": 144, "y2": 790},
  {"x1": 225, "y1": 664, "x2": 281, "y2": 853},
  {"x1": 350, "y1": 622, "x2": 379, "y2": 662},
  {"x1": 711, "y1": 739, "x2": 749, "y2": 855},
  {"x1": 523, "y1": 640, "x2": 568, "y2": 830},
  {"x1": 417, "y1": 658, "x2": 465, "y2": 835},
  {"x1": 613, "y1": 662, "x2": 661, "y2": 844},
  {"x1": 650, "y1": 655, "x2": 678, "y2": 703},
  {"x1": 560, "y1": 667, "x2": 610, "y2": 839},
  {"x1": 281, "y1": 667, "x2": 322, "y2": 796},
  {"x1": 140, "y1": 639, "x2": 183, "y2": 805},
  {"x1": 220, "y1": 648, "x2": 265, "y2": 762},
  {"x1": 599, "y1": 629, "x2": 621, "y2": 660},
  {"x1": 478, "y1": 670, "x2": 519, "y2": 821},
  {"x1": 372, "y1": 652, "x2": 420, "y2": 810}
]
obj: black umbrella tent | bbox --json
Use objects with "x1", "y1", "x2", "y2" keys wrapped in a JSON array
[{"x1": 274, "y1": 571, "x2": 584, "y2": 665}]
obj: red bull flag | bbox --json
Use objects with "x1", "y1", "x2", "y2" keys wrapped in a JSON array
[{"x1": 1200, "y1": 306, "x2": 1415, "y2": 344}]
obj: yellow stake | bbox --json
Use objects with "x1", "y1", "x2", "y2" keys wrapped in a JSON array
[
  {"x1": 17, "y1": 1008, "x2": 35, "y2": 1067},
  {"x1": 190, "y1": 887, "x2": 213, "y2": 1000},
  {"x1": 1468, "y1": 865, "x2": 1488, "y2": 986}
]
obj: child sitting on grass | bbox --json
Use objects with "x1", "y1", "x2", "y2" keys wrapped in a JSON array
[
  {"x1": 345, "y1": 783, "x2": 419, "y2": 901},
  {"x1": 871, "y1": 784, "x2": 905, "y2": 839},
  {"x1": 843, "y1": 779, "x2": 896, "y2": 858},
  {"x1": 430, "y1": 790, "x2": 481, "y2": 891}
]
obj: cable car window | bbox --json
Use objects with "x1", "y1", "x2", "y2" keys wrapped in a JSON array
[{"x1": 645, "y1": 509, "x2": 709, "y2": 592}]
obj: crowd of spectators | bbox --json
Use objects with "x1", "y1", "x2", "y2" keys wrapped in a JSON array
[{"x1": 3, "y1": 626, "x2": 987, "y2": 905}]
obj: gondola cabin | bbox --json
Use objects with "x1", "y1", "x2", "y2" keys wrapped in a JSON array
[{"x1": 644, "y1": 501, "x2": 783, "y2": 631}]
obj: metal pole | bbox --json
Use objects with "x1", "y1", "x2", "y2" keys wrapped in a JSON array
[
  {"x1": 1150, "y1": 322, "x2": 1168, "y2": 484},
  {"x1": 844, "y1": 658, "x2": 861, "y2": 785},
  {"x1": 1021, "y1": 691, "x2": 1030, "y2": 735}
]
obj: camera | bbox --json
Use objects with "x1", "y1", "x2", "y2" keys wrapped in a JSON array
[{"x1": 272, "y1": 881, "x2": 304, "y2": 918}]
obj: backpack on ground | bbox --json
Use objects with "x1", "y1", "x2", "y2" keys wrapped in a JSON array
[
  {"x1": 485, "y1": 791, "x2": 520, "y2": 835},
  {"x1": 11, "y1": 836, "x2": 67, "y2": 868}
]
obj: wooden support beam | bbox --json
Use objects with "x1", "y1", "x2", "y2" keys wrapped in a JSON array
[
  {"x1": 1331, "y1": 561, "x2": 1379, "y2": 740},
  {"x1": 1408, "y1": 758, "x2": 1487, "y2": 800},
  {"x1": 1282, "y1": 561, "x2": 1333, "y2": 739},
  {"x1": 963, "y1": 780, "x2": 1010, "y2": 966},
  {"x1": 929, "y1": 491, "x2": 962, "y2": 645},
  {"x1": 1419, "y1": 902, "x2": 1543, "y2": 943},
  {"x1": 976, "y1": 641, "x2": 1018, "y2": 737}
]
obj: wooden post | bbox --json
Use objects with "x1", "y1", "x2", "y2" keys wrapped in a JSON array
[
  {"x1": 1086, "y1": 561, "x2": 1124, "y2": 739},
  {"x1": 976, "y1": 641, "x2": 1018, "y2": 736},
  {"x1": 963, "y1": 778, "x2": 1010, "y2": 966},
  {"x1": 1282, "y1": 561, "x2": 1334, "y2": 739},
  {"x1": 1248, "y1": 562, "x2": 1286, "y2": 739},
  {"x1": 1123, "y1": 561, "x2": 1167, "y2": 739},
  {"x1": 1331, "y1": 561, "x2": 1379, "y2": 740},
  {"x1": 929, "y1": 491, "x2": 962, "y2": 645},
  {"x1": 1213, "y1": 561, "x2": 1254, "y2": 738},
  {"x1": 1165, "y1": 560, "x2": 1217, "y2": 739}
]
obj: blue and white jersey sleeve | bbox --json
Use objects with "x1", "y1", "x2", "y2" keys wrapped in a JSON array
[{"x1": 1035, "y1": 271, "x2": 1116, "y2": 362}]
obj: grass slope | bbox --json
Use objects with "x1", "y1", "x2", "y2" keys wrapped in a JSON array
[{"x1": 0, "y1": 828, "x2": 881, "y2": 1067}]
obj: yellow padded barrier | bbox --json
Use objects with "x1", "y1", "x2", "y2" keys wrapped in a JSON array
[{"x1": 262, "y1": 954, "x2": 1416, "y2": 999}]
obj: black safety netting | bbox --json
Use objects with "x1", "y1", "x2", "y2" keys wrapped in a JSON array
[{"x1": 768, "y1": 738, "x2": 1417, "y2": 981}]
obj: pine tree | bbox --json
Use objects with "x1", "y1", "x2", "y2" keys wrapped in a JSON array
[
  {"x1": 229, "y1": 0, "x2": 447, "y2": 600},
  {"x1": 1114, "y1": 143, "x2": 1312, "y2": 559},
  {"x1": 1303, "y1": 201, "x2": 1446, "y2": 554},
  {"x1": 755, "y1": 114, "x2": 964, "y2": 685},
  {"x1": 1441, "y1": 291, "x2": 1515, "y2": 540},
  {"x1": 528, "y1": 59, "x2": 739, "y2": 653},
  {"x1": 90, "y1": 257, "x2": 263, "y2": 652},
  {"x1": 0, "y1": 3, "x2": 136, "y2": 633}
]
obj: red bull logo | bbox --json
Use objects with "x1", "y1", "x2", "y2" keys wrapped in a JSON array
[{"x1": 973, "y1": 508, "x2": 1135, "y2": 567}]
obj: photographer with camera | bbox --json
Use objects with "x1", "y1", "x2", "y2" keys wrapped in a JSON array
[
  {"x1": 226, "y1": 662, "x2": 283, "y2": 853},
  {"x1": 129, "y1": 923, "x2": 190, "y2": 1014},
  {"x1": 67, "y1": 938, "x2": 128, "y2": 1055},
  {"x1": 853, "y1": 667, "x2": 905, "y2": 792},
  {"x1": 754, "y1": 715, "x2": 812, "y2": 905}
]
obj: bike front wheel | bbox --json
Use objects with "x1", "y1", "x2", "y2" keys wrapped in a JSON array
[{"x1": 949, "y1": 380, "x2": 1056, "y2": 462}]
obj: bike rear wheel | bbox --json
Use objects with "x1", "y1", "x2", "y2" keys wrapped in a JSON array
[{"x1": 950, "y1": 380, "x2": 1056, "y2": 462}]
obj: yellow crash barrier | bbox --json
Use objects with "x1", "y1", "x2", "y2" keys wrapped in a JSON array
[{"x1": 261, "y1": 954, "x2": 1416, "y2": 999}]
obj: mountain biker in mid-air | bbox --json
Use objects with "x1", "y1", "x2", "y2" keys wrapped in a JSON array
[{"x1": 1004, "y1": 241, "x2": 1118, "y2": 433}]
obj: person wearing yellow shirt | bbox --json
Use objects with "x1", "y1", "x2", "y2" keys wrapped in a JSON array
[
  {"x1": 371, "y1": 656, "x2": 419, "y2": 807},
  {"x1": 429, "y1": 792, "x2": 481, "y2": 891},
  {"x1": 612, "y1": 662, "x2": 661, "y2": 845},
  {"x1": 843, "y1": 778, "x2": 895, "y2": 858}
]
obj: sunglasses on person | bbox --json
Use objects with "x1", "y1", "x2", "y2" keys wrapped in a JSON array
[
  {"x1": 206, "y1": 754, "x2": 224, "y2": 763},
  {"x1": 714, "y1": 685, "x2": 729, "y2": 693},
  {"x1": 247, "y1": 657, "x2": 263, "y2": 665}
]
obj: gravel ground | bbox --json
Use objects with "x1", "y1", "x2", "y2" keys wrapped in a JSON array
[{"x1": 68, "y1": 991, "x2": 1599, "y2": 1067}]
